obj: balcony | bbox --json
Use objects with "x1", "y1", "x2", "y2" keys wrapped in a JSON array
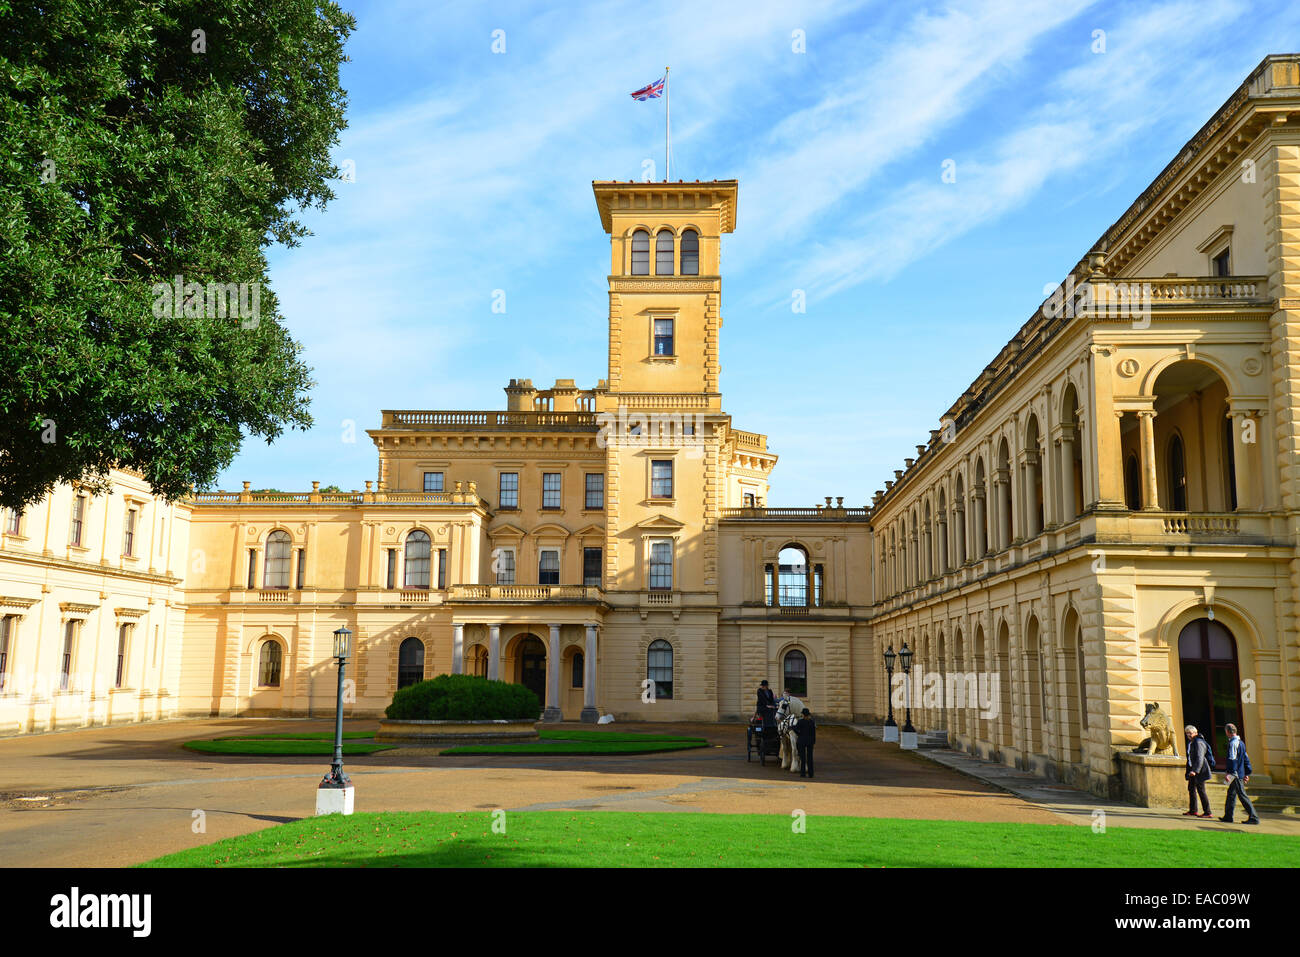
[
  {"x1": 639, "y1": 589, "x2": 681, "y2": 620},
  {"x1": 720, "y1": 506, "x2": 869, "y2": 521},
  {"x1": 446, "y1": 584, "x2": 604, "y2": 604},
  {"x1": 380, "y1": 410, "x2": 598, "y2": 431},
  {"x1": 1091, "y1": 510, "x2": 1277, "y2": 546}
]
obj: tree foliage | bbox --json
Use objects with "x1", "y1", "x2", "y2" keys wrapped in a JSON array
[{"x1": 0, "y1": 0, "x2": 355, "y2": 510}]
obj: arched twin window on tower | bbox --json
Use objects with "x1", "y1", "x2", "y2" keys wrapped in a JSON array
[{"x1": 630, "y1": 228, "x2": 699, "y2": 276}]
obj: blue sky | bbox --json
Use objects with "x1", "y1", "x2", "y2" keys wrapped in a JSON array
[{"x1": 219, "y1": 0, "x2": 1300, "y2": 505}]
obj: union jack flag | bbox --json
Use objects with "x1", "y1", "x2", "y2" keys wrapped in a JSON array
[{"x1": 630, "y1": 75, "x2": 665, "y2": 100}]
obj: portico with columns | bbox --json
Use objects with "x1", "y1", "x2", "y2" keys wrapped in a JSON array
[{"x1": 445, "y1": 612, "x2": 605, "y2": 722}]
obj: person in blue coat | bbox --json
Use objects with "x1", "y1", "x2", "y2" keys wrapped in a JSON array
[{"x1": 1218, "y1": 723, "x2": 1260, "y2": 825}]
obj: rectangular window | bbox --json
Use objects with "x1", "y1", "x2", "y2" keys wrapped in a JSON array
[
  {"x1": 386, "y1": 549, "x2": 397, "y2": 590},
  {"x1": 651, "y1": 460, "x2": 673, "y2": 499},
  {"x1": 123, "y1": 508, "x2": 136, "y2": 556},
  {"x1": 743, "y1": 492, "x2": 756, "y2": 507},
  {"x1": 496, "y1": 548, "x2": 516, "y2": 585},
  {"x1": 1213, "y1": 247, "x2": 1231, "y2": 277},
  {"x1": 4, "y1": 510, "x2": 19, "y2": 535},
  {"x1": 0, "y1": 615, "x2": 11, "y2": 691},
  {"x1": 499, "y1": 472, "x2": 519, "y2": 509},
  {"x1": 115, "y1": 623, "x2": 130, "y2": 688},
  {"x1": 572, "y1": 652, "x2": 584, "y2": 688},
  {"x1": 653, "y1": 317, "x2": 674, "y2": 356},
  {"x1": 437, "y1": 548, "x2": 447, "y2": 589},
  {"x1": 246, "y1": 549, "x2": 257, "y2": 589},
  {"x1": 538, "y1": 549, "x2": 560, "y2": 585},
  {"x1": 542, "y1": 472, "x2": 562, "y2": 509},
  {"x1": 296, "y1": 549, "x2": 306, "y2": 589},
  {"x1": 70, "y1": 495, "x2": 86, "y2": 546},
  {"x1": 60, "y1": 620, "x2": 76, "y2": 691},
  {"x1": 649, "y1": 540, "x2": 673, "y2": 590},
  {"x1": 423, "y1": 471, "x2": 444, "y2": 493},
  {"x1": 814, "y1": 564, "x2": 824, "y2": 607},
  {"x1": 583, "y1": 547, "x2": 602, "y2": 587},
  {"x1": 585, "y1": 473, "x2": 604, "y2": 509}
]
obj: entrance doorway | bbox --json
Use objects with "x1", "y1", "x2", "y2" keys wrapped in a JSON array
[
  {"x1": 517, "y1": 635, "x2": 547, "y2": 703},
  {"x1": 1178, "y1": 618, "x2": 1243, "y2": 770}
]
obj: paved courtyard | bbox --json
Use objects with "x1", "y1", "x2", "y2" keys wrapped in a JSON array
[{"x1": 0, "y1": 718, "x2": 1293, "y2": 866}]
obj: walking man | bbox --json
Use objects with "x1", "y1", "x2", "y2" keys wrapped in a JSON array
[
  {"x1": 1218, "y1": 722, "x2": 1260, "y2": 825},
  {"x1": 1183, "y1": 725, "x2": 1213, "y2": 818},
  {"x1": 795, "y1": 707, "x2": 816, "y2": 778}
]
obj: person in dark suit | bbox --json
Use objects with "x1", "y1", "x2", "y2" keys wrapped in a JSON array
[
  {"x1": 1219, "y1": 723, "x2": 1260, "y2": 824},
  {"x1": 1183, "y1": 724, "x2": 1213, "y2": 818},
  {"x1": 756, "y1": 680, "x2": 776, "y2": 726},
  {"x1": 794, "y1": 707, "x2": 816, "y2": 778}
]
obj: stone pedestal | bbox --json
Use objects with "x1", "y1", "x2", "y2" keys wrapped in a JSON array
[
  {"x1": 1117, "y1": 751, "x2": 1187, "y2": 808},
  {"x1": 900, "y1": 729, "x2": 918, "y2": 750},
  {"x1": 316, "y1": 785, "x2": 354, "y2": 816},
  {"x1": 542, "y1": 706, "x2": 563, "y2": 723},
  {"x1": 883, "y1": 723, "x2": 899, "y2": 742},
  {"x1": 580, "y1": 707, "x2": 600, "y2": 723}
]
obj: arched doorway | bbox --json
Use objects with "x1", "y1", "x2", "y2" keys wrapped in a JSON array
[
  {"x1": 516, "y1": 635, "x2": 547, "y2": 703},
  {"x1": 1178, "y1": 618, "x2": 1243, "y2": 770},
  {"x1": 398, "y1": 637, "x2": 425, "y2": 688}
]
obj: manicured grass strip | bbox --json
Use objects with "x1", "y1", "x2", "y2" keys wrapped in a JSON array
[
  {"x1": 210, "y1": 732, "x2": 377, "y2": 741},
  {"x1": 140, "y1": 811, "x2": 1300, "y2": 869},
  {"x1": 537, "y1": 730, "x2": 708, "y2": 743},
  {"x1": 183, "y1": 738, "x2": 395, "y2": 756},
  {"x1": 440, "y1": 738, "x2": 710, "y2": 756}
]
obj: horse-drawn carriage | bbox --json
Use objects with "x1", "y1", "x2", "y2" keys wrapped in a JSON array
[{"x1": 745, "y1": 695, "x2": 805, "y2": 770}]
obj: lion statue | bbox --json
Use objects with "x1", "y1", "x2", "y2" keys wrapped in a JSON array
[{"x1": 1133, "y1": 702, "x2": 1178, "y2": 756}]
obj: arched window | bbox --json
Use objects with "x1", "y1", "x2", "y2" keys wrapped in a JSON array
[
  {"x1": 404, "y1": 530, "x2": 431, "y2": 588},
  {"x1": 630, "y1": 230, "x2": 650, "y2": 274},
  {"x1": 783, "y1": 649, "x2": 807, "y2": 696},
  {"x1": 1167, "y1": 433, "x2": 1187, "y2": 512},
  {"x1": 398, "y1": 637, "x2": 425, "y2": 688},
  {"x1": 655, "y1": 229, "x2": 674, "y2": 275},
  {"x1": 572, "y1": 651, "x2": 584, "y2": 688},
  {"x1": 680, "y1": 229, "x2": 699, "y2": 275},
  {"x1": 778, "y1": 545, "x2": 809, "y2": 606},
  {"x1": 258, "y1": 639, "x2": 282, "y2": 687},
  {"x1": 1124, "y1": 454, "x2": 1142, "y2": 510},
  {"x1": 648, "y1": 639, "x2": 673, "y2": 699},
  {"x1": 469, "y1": 645, "x2": 488, "y2": 677},
  {"x1": 264, "y1": 530, "x2": 291, "y2": 589}
]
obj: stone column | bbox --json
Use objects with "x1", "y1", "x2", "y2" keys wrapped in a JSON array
[
  {"x1": 581, "y1": 624, "x2": 599, "y2": 722},
  {"x1": 1138, "y1": 409, "x2": 1159, "y2": 509},
  {"x1": 973, "y1": 487, "x2": 987, "y2": 557},
  {"x1": 451, "y1": 622, "x2": 464, "y2": 674},
  {"x1": 1060, "y1": 426, "x2": 1077, "y2": 521},
  {"x1": 543, "y1": 624, "x2": 562, "y2": 722},
  {"x1": 487, "y1": 624, "x2": 501, "y2": 681},
  {"x1": 1229, "y1": 410, "x2": 1256, "y2": 510}
]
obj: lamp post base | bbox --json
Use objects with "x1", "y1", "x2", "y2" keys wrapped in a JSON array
[
  {"x1": 316, "y1": 784, "x2": 355, "y2": 816},
  {"x1": 900, "y1": 730, "x2": 918, "y2": 750},
  {"x1": 882, "y1": 724, "x2": 899, "y2": 742}
]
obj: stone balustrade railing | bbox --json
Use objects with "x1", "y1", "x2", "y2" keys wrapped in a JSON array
[
  {"x1": 720, "y1": 506, "x2": 870, "y2": 521},
  {"x1": 382, "y1": 410, "x2": 598, "y2": 429},
  {"x1": 447, "y1": 584, "x2": 603, "y2": 602}
]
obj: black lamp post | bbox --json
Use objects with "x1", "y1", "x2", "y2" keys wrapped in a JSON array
[
  {"x1": 883, "y1": 644, "x2": 897, "y2": 730},
  {"x1": 899, "y1": 641, "x2": 915, "y2": 734},
  {"x1": 321, "y1": 625, "x2": 352, "y2": 791}
]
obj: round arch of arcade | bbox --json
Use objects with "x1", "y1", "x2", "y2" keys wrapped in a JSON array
[{"x1": 1156, "y1": 597, "x2": 1267, "y2": 770}]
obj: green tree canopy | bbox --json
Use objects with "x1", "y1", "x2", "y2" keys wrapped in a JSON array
[{"x1": 0, "y1": 0, "x2": 355, "y2": 511}]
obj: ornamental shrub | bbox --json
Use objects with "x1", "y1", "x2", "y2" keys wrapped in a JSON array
[{"x1": 385, "y1": 673, "x2": 541, "y2": 721}]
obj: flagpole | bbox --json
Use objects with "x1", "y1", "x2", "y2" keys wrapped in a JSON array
[{"x1": 665, "y1": 66, "x2": 670, "y2": 182}]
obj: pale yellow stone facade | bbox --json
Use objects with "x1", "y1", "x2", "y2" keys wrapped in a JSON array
[{"x1": 3, "y1": 56, "x2": 1300, "y2": 801}]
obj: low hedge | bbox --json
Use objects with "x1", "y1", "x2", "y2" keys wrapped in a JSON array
[{"x1": 385, "y1": 673, "x2": 541, "y2": 721}]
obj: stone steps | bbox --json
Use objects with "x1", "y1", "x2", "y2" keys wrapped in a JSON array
[
  {"x1": 1202, "y1": 775, "x2": 1300, "y2": 815},
  {"x1": 916, "y1": 730, "x2": 950, "y2": 750}
]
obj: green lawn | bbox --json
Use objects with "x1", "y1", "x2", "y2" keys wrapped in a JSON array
[
  {"x1": 440, "y1": 728, "x2": 711, "y2": 756},
  {"x1": 184, "y1": 737, "x2": 396, "y2": 756},
  {"x1": 140, "y1": 810, "x2": 1300, "y2": 868}
]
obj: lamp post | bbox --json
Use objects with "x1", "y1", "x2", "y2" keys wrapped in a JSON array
[
  {"x1": 316, "y1": 625, "x2": 355, "y2": 816},
  {"x1": 899, "y1": 641, "x2": 917, "y2": 750},
  {"x1": 882, "y1": 644, "x2": 898, "y2": 742}
]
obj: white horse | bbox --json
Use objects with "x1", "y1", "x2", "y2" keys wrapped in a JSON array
[{"x1": 776, "y1": 695, "x2": 805, "y2": 773}]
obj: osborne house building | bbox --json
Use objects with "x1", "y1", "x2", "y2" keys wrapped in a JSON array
[{"x1": 4, "y1": 56, "x2": 1300, "y2": 801}]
